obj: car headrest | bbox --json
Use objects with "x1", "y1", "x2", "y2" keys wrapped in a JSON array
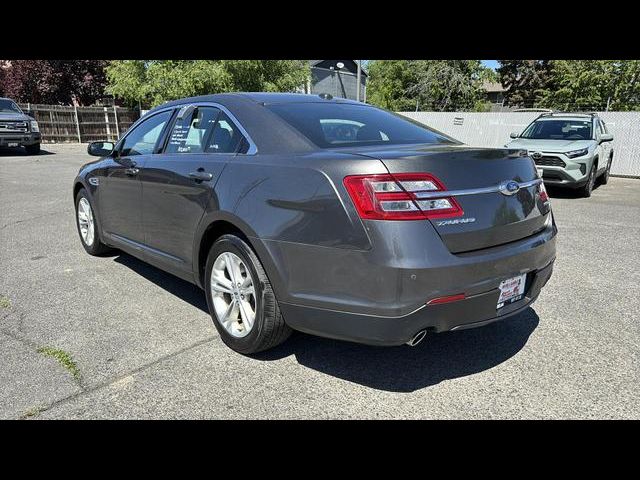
[{"x1": 356, "y1": 124, "x2": 382, "y2": 141}]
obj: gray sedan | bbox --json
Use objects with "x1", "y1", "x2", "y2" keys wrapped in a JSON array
[{"x1": 74, "y1": 93, "x2": 556, "y2": 354}]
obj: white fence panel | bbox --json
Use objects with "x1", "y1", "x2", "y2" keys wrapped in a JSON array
[{"x1": 399, "y1": 111, "x2": 640, "y2": 177}]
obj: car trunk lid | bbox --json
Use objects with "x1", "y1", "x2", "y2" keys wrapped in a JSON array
[{"x1": 345, "y1": 144, "x2": 550, "y2": 253}]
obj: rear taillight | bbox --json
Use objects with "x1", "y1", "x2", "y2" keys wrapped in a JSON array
[
  {"x1": 343, "y1": 173, "x2": 463, "y2": 221},
  {"x1": 538, "y1": 181, "x2": 549, "y2": 203}
]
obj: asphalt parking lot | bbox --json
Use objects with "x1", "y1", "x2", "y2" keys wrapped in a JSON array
[{"x1": 1, "y1": 143, "x2": 639, "y2": 419}]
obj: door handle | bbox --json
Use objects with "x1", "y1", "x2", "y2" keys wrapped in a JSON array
[
  {"x1": 189, "y1": 171, "x2": 214, "y2": 182},
  {"x1": 125, "y1": 167, "x2": 140, "y2": 176}
]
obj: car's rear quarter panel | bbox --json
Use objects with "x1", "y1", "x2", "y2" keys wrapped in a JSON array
[{"x1": 210, "y1": 152, "x2": 386, "y2": 303}]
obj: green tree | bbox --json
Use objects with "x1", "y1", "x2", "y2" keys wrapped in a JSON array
[
  {"x1": 221, "y1": 60, "x2": 310, "y2": 92},
  {"x1": 106, "y1": 60, "x2": 310, "y2": 108},
  {"x1": 497, "y1": 60, "x2": 551, "y2": 107},
  {"x1": 408, "y1": 60, "x2": 486, "y2": 111},
  {"x1": 539, "y1": 60, "x2": 640, "y2": 111},
  {"x1": 103, "y1": 60, "x2": 149, "y2": 107},
  {"x1": 366, "y1": 60, "x2": 417, "y2": 111},
  {"x1": 366, "y1": 60, "x2": 487, "y2": 111}
]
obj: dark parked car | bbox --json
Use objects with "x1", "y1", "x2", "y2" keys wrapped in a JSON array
[
  {"x1": 0, "y1": 97, "x2": 41, "y2": 154},
  {"x1": 74, "y1": 93, "x2": 557, "y2": 354}
]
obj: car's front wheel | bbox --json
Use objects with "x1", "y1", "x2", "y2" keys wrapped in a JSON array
[
  {"x1": 581, "y1": 163, "x2": 597, "y2": 197},
  {"x1": 75, "y1": 188, "x2": 111, "y2": 255},
  {"x1": 204, "y1": 234, "x2": 291, "y2": 354}
]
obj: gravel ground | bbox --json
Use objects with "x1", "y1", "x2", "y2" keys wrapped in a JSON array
[{"x1": 1, "y1": 143, "x2": 638, "y2": 419}]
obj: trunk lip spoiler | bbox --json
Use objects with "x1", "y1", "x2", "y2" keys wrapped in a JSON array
[{"x1": 414, "y1": 178, "x2": 542, "y2": 200}]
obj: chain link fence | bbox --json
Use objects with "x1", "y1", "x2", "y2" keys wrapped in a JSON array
[{"x1": 17, "y1": 104, "x2": 140, "y2": 143}]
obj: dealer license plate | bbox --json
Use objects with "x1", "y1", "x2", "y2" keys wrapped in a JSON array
[{"x1": 497, "y1": 274, "x2": 527, "y2": 309}]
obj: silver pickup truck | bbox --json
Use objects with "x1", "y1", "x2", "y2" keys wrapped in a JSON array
[{"x1": 0, "y1": 97, "x2": 41, "y2": 154}]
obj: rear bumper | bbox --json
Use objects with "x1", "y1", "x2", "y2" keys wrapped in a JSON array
[
  {"x1": 259, "y1": 214, "x2": 557, "y2": 346},
  {"x1": 0, "y1": 133, "x2": 41, "y2": 147},
  {"x1": 280, "y1": 259, "x2": 554, "y2": 346}
]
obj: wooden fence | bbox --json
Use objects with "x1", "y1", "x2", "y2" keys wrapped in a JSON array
[{"x1": 17, "y1": 104, "x2": 140, "y2": 143}]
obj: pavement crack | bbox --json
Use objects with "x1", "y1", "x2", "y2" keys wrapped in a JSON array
[
  {"x1": 0, "y1": 210, "x2": 67, "y2": 230},
  {"x1": 29, "y1": 336, "x2": 216, "y2": 418}
]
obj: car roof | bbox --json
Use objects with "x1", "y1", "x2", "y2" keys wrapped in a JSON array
[
  {"x1": 152, "y1": 92, "x2": 363, "y2": 111},
  {"x1": 145, "y1": 93, "x2": 344, "y2": 155},
  {"x1": 142, "y1": 93, "x2": 371, "y2": 155},
  {"x1": 536, "y1": 112, "x2": 598, "y2": 120},
  {"x1": 238, "y1": 92, "x2": 362, "y2": 105},
  {"x1": 535, "y1": 117, "x2": 595, "y2": 122}
]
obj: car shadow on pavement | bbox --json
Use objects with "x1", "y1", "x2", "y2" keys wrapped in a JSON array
[
  {"x1": 255, "y1": 309, "x2": 539, "y2": 393},
  {"x1": 0, "y1": 147, "x2": 55, "y2": 156},
  {"x1": 113, "y1": 253, "x2": 209, "y2": 313},
  {"x1": 110, "y1": 251, "x2": 539, "y2": 393},
  {"x1": 546, "y1": 182, "x2": 604, "y2": 199}
]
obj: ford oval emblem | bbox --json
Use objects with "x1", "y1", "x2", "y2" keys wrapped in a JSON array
[{"x1": 499, "y1": 180, "x2": 521, "y2": 196}]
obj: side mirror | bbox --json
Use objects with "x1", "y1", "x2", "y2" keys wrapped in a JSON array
[
  {"x1": 88, "y1": 141, "x2": 115, "y2": 157},
  {"x1": 599, "y1": 133, "x2": 613, "y2": 143},
  {"x1": 510, "y1": 131, "x2": 520, "y2": 139}
]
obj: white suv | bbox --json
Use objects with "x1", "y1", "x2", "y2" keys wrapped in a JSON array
[{"x1": 506, "y1": 113, "x2": 614, "y2": 197}]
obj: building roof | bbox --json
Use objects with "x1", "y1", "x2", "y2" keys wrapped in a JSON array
[
  {"x1": 482, "y1": 81, "x2": 506, "y2": 93},
  {"x1": 310, "y1": 60, "x2": 368, "y2": 77}
]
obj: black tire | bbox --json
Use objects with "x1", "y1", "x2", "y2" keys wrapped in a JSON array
[
  {"x1": 25, "y1": 143, "x2": 40, "y2": 155},
  {"x1": 600, "y1": 157, "x2": 612, "y2": 185},
  {"x1": 204, "y1": 234, "x2": 291, "y2": 354},
  {"x1": 74, "y1": 188, "x2": 112, "y2": 255},
  {"x1": 581, "y1": 163, "x2": 596, "y2": 198}
]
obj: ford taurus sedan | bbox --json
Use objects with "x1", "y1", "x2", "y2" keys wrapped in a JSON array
[{"x1": 74, "y1": 93, "x2": 557, "y2": 354}]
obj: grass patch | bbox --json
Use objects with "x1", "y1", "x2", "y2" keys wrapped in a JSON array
[
  {"x1": 0, "y1": 295, "x2": 10, "y2": 309},
  {"x1": 37, "y1": 346, "x2": 81, "y2": 380},
  {"x1": 21, "y1": 406, "x2": 45, "y2": 419}
]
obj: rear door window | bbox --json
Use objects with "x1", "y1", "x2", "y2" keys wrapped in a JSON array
[
  {"x1": 166, "y1": 106, "x2": 220, "y2": 154},
  {"x1": 206, "y1": 112, "x2": 246, "y2": 154}
]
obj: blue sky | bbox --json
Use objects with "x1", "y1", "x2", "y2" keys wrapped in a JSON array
[{"x1": 482, "y1": 60, "x2": 499, "y2": 70}]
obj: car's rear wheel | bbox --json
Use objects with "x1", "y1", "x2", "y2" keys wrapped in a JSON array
[
  {"x1": 75, "y1": 188, "x2": 111, "y2": 255},
  {"x1": 581, "y1": 163, "x2": 596, "y2": 197},
  {"x1": 25, "y1": 143, "x2": 40, "y2": 155},
  {"x1": 600, "y1": 157, "x2": 612, "y2": 185},
  {"x1": 204, "y1": 234, "x2": 291, "y2": 354}
]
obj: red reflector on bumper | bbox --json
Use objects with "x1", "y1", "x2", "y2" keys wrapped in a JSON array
[{"x1": 427, "y1": 293, "x2": 466, "y2": 305}]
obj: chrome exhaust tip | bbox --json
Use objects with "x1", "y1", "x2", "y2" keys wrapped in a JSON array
[{"x1": 406, "y1": 330, "x2": 427, "y2": 347}]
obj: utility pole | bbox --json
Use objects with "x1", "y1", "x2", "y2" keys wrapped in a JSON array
[{"x1": 356, "y1": 60, "x2": 362, "y2": 102}]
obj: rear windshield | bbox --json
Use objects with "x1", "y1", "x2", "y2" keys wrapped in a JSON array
[
  {"x1": 521, "y1": 119, "x2": 593, "y2": 140},
  {"x1": 266, "y1": 102, "x2": 457, "y2": 148}
]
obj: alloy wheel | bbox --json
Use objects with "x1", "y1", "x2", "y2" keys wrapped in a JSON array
[
  {"x1": 77, "y1": 197, "x2": 95, "y2": 246},
  {"x1": 210, "y1": 252, "x2": 256, "y2": 338}
]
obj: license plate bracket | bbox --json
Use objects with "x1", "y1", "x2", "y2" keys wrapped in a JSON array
[{"x1": 497, "y1": 273, "x2": 527, "y2": 309}]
